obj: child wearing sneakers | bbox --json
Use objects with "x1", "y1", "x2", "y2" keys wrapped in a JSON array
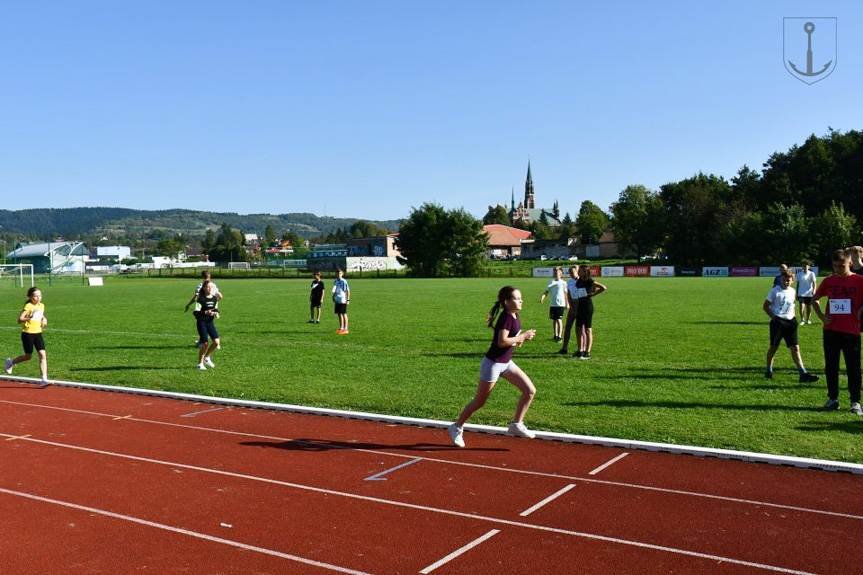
[
  {"x1": 557, "y1": 267, "x2": 580, "y2": 355},
  {"x1": 795, "y1": 262, "x2": 817, "y2": 325},
  {"x1": 763, "y1": 269, "x2": 819, "y2": 383},
  {"x1": 309, "y1": 271, "x2": 324, "y2": 324},
  {"x1": 332, "y1": 268, "x2": 350, "y2": 334},
  {"x1": 540, "y1": 267, "x2": 567, "y2": 342},
  {"x1": 4, "y1": 287, "x2": 50, "y2": 387},
  {"x1": 573, "y1": 264, "x2": 606, "y2": 359},
  {"x1": 194, "y1": 281, "x2": 221, "y2": 370},
  {"x1": 447, "y1": 286, "x2": 538, "y2": 448},
  {"x1": 812, "y1": 249, "x2": 863, "y2": 414}
]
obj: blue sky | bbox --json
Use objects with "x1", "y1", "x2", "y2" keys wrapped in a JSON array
[{"x1": 1, "y1": 1, "x2": 860, "y2": 221}]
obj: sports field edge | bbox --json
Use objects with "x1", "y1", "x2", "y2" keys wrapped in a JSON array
[{"x1": 4, "y1": 374, "x2": 861, "y2": 476}]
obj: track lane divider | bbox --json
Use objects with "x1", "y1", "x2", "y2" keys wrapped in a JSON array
[
  {"x1": 519, "y1": 484, "x2": 576, "y2": 517},
  {"x1": 419, "y1": 529, "x2": 500, "y2": 574},
  {"x1": 589, "y1": 452, "x2": 629, "y2": 476},
  {"x1": 0, "y1": 432, "x2": 821, "y2": 573},
  {"x1": 364, "y1": 458, "x2": 422, "y2": 481}
]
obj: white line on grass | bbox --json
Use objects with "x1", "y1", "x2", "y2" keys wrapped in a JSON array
[
  {"x1": 589, "y1": 452, "x2": 629, "y2": 476},
  {"x1": 0, "y1": 487, "x2": 371, "y2": 575},
  {"x1": 419, "y1": 529, "x2": 500, "y2": 574},
  {"x1": 0, "y1": 398, "x2": 860, "y2": 522},
  {"x1": 0, "y1": 432, "x2": 820, "y2": 574},
  {"x1": 519, "y1": 484, "x2": 576, "y2": 517}
]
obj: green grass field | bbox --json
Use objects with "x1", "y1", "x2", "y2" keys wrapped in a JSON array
[{"x1": 2, "y1": 275, "x2": 861, "y2": 463}]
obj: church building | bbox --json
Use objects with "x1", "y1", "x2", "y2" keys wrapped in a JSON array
[{"x1": 509, "y1": 161, "x2": 561, "y2": 228}]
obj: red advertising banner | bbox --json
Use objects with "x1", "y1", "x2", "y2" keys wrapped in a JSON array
[
  {"x1": 730, "y1": 266, "x2": 758, "y2": 277},
  {"x1": 589, "y1": 266, "x2": 601, "y2": 277},
  {"x1": 625, "y1": 265, "x2": 650, "y2": 277}
]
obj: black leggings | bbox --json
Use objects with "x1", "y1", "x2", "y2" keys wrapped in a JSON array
[{"x1": 823, "y1": 330, "x2": 861, "y2": 403}]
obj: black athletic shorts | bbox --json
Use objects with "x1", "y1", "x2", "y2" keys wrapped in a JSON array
[
  {"x1": 21, "y1": 332, "x2": 45, "y2": 354},
  {"x1": 798, "y1": 296, "x2": 813, "y2": 305},
  {"x1": 334, "y1": 302, "x2": 348, "y2": 315},
  {"x1": 548, "y1": 306, "x2": 565, "y2": 320},
  {"x1": 769, "y1": 317, "x2": 798, "y2": 348}
]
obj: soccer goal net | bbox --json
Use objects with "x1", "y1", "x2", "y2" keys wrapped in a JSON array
[
  {"x1": 0, "y1": 264, "x2": 35, "y2": 288},
  {"x1": 228, "y1": 262, "x2": 251, "y2": 270}
]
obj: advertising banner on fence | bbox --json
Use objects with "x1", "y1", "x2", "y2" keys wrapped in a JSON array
[
  {"x1": 678, "y1": 267, "x2": 700, "y2": 276},
  {"x1": 532, "y1": 267, "x2": 556, "y2": 278},
  {"x1": 702, "y1": 267, "x2": 729, "y2": 277},
  {"x1": 759, "y1": 266, "x2": 780, "y2": 277},
  {"x1": 650, "y1": 266, "x2": 675, "y2": 277},
  {"x1": 589, "y1": 266, "x2": 602, "y2": 277},
  {"x1": 602, "y1": 266, "x2": 624, "y2": 277},
  {"x1": 730, "y1": 266, "x2": 758, "y2": 277},
  {"x1": 625, "y1": 265, "x2": 650, "y2": 277}
]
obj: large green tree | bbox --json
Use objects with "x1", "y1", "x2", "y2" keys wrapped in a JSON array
[
  {"x1": 395, "y1": 203, "x2": 489, "y2": 277},
  {"x1": 482, "y1": 205, "x2": 511, "y2": 226},
  {"x1": 575, "y1": 201, "x2": 608, "y2": 245},
  {"x1": 609, "y1": 185, "x2": 664, "y2": 260}
]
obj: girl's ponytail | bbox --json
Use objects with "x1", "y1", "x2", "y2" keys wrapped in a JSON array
[{"x1": 487, "y1": 285, "x2": 516, "y2": 327}]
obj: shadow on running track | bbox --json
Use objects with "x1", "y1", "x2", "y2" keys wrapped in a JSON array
[{"x1": 239, "y1": 438, "x2": 507, "y2": 453}]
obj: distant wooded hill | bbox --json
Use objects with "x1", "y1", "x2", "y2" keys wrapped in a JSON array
[{"x1": 0, "y1": 208, "x2": 402, "y2": 239}]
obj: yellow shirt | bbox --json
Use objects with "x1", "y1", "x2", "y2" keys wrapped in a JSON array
[{"x1": 22, "y1": 302, "x2": 45, "y2": 334}]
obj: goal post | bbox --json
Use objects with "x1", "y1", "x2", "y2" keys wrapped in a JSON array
[
  {"x1": 0, "y1": 263, "x2": 35, "y2": 288},
  {"x1": 227, "y1": 262, "x2": 250, "y2": 270}
]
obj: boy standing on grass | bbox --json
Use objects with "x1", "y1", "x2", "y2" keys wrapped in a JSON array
[
  {"x1": 763, "y1": 269, "x2": 819, "y2": 383},
  {"x1": 795, "y1": 262, "x2": 817, "y2": 325},
  {"x1": 812, "y1": 249, "x2": 863, "y2": 414},
  {"x1": 333, "y1": 268, "x2": 350, "y2": 334},
  {"x1": 540, "y1": 267, "x2": 567, "y2": 342},
  {"x1": 309, "y1": 271, "x2": 324, "y2": 324}
]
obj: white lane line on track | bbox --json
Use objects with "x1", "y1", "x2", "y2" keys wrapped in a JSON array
[
  {"x1": 5, "y1": 434, "x2": 31, "y2": 441},
  {"x1": 180, "y1": 407, "x2": 224, "y2": 418},
  {"x1": 0, "y1": 432, "x2": 818, "y2": 574},
  {"x1": 0, "y1": 487, "x2": 371, "y2": 575},
  {"x1": 0, "y1": 398, "x2": 860, "y2": 522},
  {"x1": 589, "y1": 452, "x2": 629, "y2": 476},
  {"x1": 419, "y1": 529, "x2": 500, "y2": 574},
  {"x1": 364, "y1": 458, "x2": 422, "y2": 481},
  {"x1": 519, "y1": 484, "x2": 576, "y2": 517}
]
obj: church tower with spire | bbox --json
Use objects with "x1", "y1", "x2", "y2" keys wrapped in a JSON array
[{"x1": 525, "y1": 161, "x2": 535, "y2": 209}]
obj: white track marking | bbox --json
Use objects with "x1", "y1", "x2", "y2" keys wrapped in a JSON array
[
  {"x1": 0, "y1": 433, "x2": 820, "y2": 574},
  {"x1": 419, "y1": 529, "x2": 500, "y2": 574},
  {"x1": 519, "y1": 484, "x2": 576, "y2": 517},
  {"x1": 364, "y1": 458, "x2": 421, "y2": 481},
  {"x1": 5, "y1": 434, "x2": 31, "y2": 441},
  {"x1": 0, "y1": 487, "x2": 371, "y2": 575},
  {"x1": 180, "y1": 407, "x2": 224, "y2": 418},
  {"x1": 0, "y1": 399, "x2": 860, "y2": 521},
  {"x1": 589, "y1": 452, "x2": 629, "y2": 476}
]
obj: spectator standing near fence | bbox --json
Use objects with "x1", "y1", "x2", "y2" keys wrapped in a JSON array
[
  {"x1": 540, "y1": 267, "x2": 567, "y2": 342},
  {"x1": 796, "y1": 262, "x2": 817, "y2": 325},
  {"x1": 812, "y1": 249, "x2": 863, "y2": 414}
]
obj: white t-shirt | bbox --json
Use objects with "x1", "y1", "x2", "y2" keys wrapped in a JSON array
[
  {"x1": 546, "y1": 279, "x2": 568, "y2": 307},
  {"x1": 766, "y1": 286, "x2": 796, "y2": 320},
  {"x1": 567, "y1": 278, "x2": 579, "y2": 301},
  {"x1": 796, "y1": 271, "x2": 816, "y2": 297},
  {"x1": 332, "y1": 278, "x2": 350, "y2": 304}
]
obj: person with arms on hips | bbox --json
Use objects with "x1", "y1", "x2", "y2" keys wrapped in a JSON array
[
  {"x1": 194, "y1": 281, "x2": 222, "y2": 370},
  {"x1": 557, "y1": 266, "x2": 580, "y2": 355},
  {"x1": 763, "y1": 269, "x2": 819, "y2": 383},
  {"x1": 795, "y1": 261, "x2": 817, "y2": 325},
  {"x1": 309, "y1": 271, "x2": 325, "y2": 324},
  {"x1": 540, "y1": 267, "x2": 568, "y2": 342},
  {"x1": 4, "y1": 287, "x2": 50, "y2": 387},
  {"x1": 333, "y1": 268, "x2": 350, "y2": 334},
  {"x1": 812, "y1": 249, "x2": 863, "y2": 414},
  {"x1": 447, "y1": 286, "x2": 538, "y2": 448},
  {"x1": 573, "y1": 264, "x2": 607, "y2": 359}
]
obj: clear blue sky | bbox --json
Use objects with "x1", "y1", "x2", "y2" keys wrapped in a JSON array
[{"x1": 2, "y1": 1, "x2": 860, "y2": 221}]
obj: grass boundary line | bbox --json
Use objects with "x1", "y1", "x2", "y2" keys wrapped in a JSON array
[{"x1": 4, "y1": 374, "x2": 862, "y2": 475}]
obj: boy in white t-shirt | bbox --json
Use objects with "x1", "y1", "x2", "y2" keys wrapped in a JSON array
[
  {"x1": 540, "y1": 267, "x2": 568, "y2": 342},
  {"x1": 763, "y1": 270, "x2": 819, "y2": 382},
  {"x1": 795, "y1": 262, "x2": 817, "y2": 325}
]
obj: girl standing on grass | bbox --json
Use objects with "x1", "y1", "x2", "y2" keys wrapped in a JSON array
[
  {"x1": 573, "y1": 265, "x2": 606, "y2": 359},
  {"x1": 4, "y1": 287, "x2": 50, "y2": 387},
  {"x1": 194, "y1": 281, "x2": 221, "y2": 370},
  {"x1": 448, "y1": 286, "x2": 537, "y2": 448}
]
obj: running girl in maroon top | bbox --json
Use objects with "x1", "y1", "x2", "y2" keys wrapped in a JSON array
[{"x1": 448, "y1": 286, "x2": 537, "y2": 447}]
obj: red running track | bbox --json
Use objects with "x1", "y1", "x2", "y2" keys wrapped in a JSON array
[{"x1": 0, "y1": 379, "x2": 860, "y2": 574}]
